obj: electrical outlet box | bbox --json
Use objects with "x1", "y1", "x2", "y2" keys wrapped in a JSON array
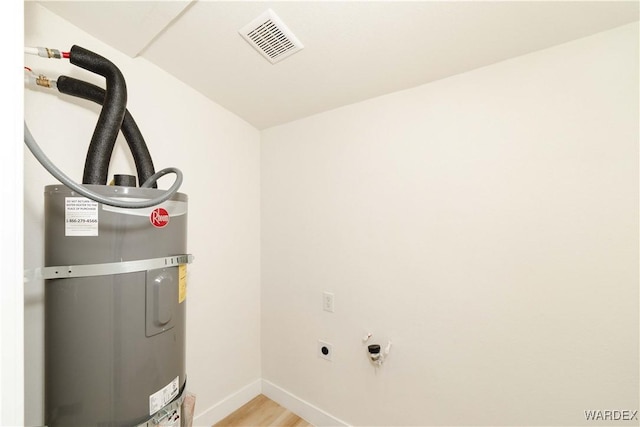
[
  {"x1": 318, "y1": 340, "x2": 333, "y2": 361},
  {"x1": 322, "y1": 291, "x2": 334, "y2": 313}
]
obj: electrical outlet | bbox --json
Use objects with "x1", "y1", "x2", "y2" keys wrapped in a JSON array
[
  {"x1": 322, "y1": 291, "x2": 334, "y2": 313},
  {"x1": 318, "y1": 340, "x2": 333, "y2": 361}
]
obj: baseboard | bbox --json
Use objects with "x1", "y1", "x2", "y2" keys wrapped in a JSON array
[
  {"x1": 262, "y1": 379, "x2": 350, "y2": 427},
  {"x1": 192, "y1": 379, "x2": 262, "y2": 426}
]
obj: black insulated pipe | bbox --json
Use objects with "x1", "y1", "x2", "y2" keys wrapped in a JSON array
[
  {"x1": 69, "y1": 45, "x2": 127, "y2": 185},
  {"x1": 56, "y1": 75, "x2": 157, "y2": 187},
  {"x1": 113, "y1": 174, "x2": 137, "y2": 187}
]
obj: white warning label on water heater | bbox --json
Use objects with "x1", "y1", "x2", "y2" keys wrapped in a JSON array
[
  {"x1": 65, "y1": 197, "x2": 99, "y2": 236},
  {"x1": 149, "y1": 376, "x2": 179, "y2": 415}
]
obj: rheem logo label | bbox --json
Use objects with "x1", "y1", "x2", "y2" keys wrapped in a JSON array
[{"x1": 150, "y1": 208, "x2": 170, "y2": 228}]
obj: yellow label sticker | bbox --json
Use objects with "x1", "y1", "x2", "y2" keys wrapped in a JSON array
[{"x1": 178, "y1": 264, "x2": 187, "y2": 303}]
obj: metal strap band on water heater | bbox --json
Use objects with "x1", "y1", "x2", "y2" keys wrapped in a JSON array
[{"x1": 33, "y1": 254, "x2": 194, "y2": 281}]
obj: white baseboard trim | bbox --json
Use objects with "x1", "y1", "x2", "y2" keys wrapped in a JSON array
[
  {"x1": 192, "y1": 379, "x2": 262, "y2": 426},
  {"x1": 262, "y1": 379, "x2": 350, "y2": 427}
]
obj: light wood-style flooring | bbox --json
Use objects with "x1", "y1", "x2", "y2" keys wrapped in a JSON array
[{"x1": 213, "y1": 395, "x2": 313, "y2": 427}]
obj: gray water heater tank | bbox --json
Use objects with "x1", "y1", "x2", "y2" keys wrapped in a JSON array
[{"x1": 43, "y1": 184, "x2": 190, "y2": 426}]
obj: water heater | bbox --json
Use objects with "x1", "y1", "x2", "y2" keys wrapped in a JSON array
[
  {"x1": 24, "y1": 45, "x2": 191, "y2": 426},
  {"x1": 43, "y1": 186, "x2": 189, "y2": 426}
]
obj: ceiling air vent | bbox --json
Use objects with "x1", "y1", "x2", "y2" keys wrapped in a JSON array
[{"x1": 239, "y1": 9, "x2": 304, "y2": 64}]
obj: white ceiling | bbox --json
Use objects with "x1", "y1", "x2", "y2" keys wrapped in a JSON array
[{"x1": 38, "y1": 1, "x2": 639, "y2": 130}]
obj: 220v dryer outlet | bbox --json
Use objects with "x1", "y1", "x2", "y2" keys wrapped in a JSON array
[{"x1": 318, "y1": 340, "x2": 333, "y2": 361}]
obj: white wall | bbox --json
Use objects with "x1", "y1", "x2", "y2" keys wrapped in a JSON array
[
  {"x1": 261, "y1": 22, "x2": 639, "y2": 427},
  {"x1": 24, "y1": 3, "x2": 261, "y2": 425},
  {"x1": 1, "y1": 1, "x2": 24, "y2": 425}
]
